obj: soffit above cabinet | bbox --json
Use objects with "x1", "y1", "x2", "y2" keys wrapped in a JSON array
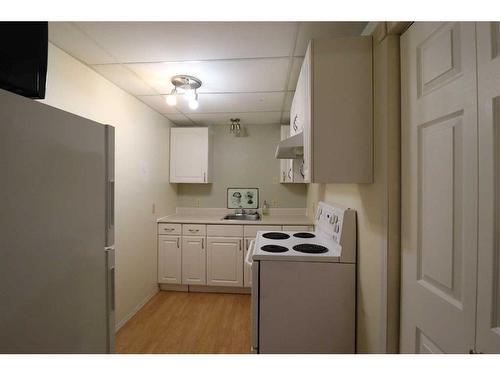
[{"x1": 49, "y1": 21, "x2": 366, "y2": 126}]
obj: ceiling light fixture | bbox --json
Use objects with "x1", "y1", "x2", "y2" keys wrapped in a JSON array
[
  {"x1": 230, "y1": 118, "x2": 241, "y2": 136},
  {"x1": 165, "y1": 74, "x2": 202, "y2": 110}
]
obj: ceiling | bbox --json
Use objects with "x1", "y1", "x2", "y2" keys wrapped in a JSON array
[{"x1": 48, "y1": 22, "x2": 367, "y2": 126}]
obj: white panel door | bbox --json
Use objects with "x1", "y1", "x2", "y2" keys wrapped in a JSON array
[
  {"x1": 170, "y1": 127, "x2": 208, "y2": 183},
  {"x1": 182, "y1": 236, "x2": 206, "y2": 285},
  {"x1": 207, "y1": 237, "x2": 243, "y2": 287},
  {"x1": 158, "y1": 235, "x2": 181, "y2": 284},
  {"x1": 476, "y1": 21, "x2": 500, "y2": 353},
  {"x1": 401, "y1": 22, "x2": 478, "y2": 353}
]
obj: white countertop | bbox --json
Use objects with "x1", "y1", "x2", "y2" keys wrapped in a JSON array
[{"x1": 157, "y1": 207, "x2": 314, "y2": 226}]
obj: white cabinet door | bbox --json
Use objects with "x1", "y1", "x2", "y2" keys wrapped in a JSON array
[
  {"x1": 243, "y1": 238, "x2": 253, "y2": 287},
  {"x1": 207, "y1": 237, "x2": 243, "y2": 287},
  {"x1": 301, "y1": 44, "x2": 312, "y2": 182},
  {"x1": 158, "y1": 235, "x2": 181, "y2": 284},
  {"x1": 280, "y1": 125, "x2": 305, "y2": 183},
  {"x1": 170, "y1": 127, "x2": 211, "y2": 183},
  {"x1": 401, "y1": 22, "x2": 478, "y2": 353},
  {"x1": 280, "y1": 125, "x2": 292, "y2": 183},
  {"x1": 476, "y1": 21, "x2": 500, "y2": 353},
  {"x1": 182, "y1": 236, "x2": 206, "y2": 285}
]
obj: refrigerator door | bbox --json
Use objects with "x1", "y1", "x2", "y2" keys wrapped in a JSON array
[
  {"x1": 105, "y1": 125, "x2": 115, "y2": 247},
  {"x1": 105, "y1": 246, "x2": 116, "y2": 353},
  {"x1": 0, "y1": 88, "x2": 109, "y2": 353}
]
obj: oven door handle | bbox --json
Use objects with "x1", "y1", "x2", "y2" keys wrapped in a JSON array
[{"x1": 245, "y1": 239, "x2": 256, "y2": 266}]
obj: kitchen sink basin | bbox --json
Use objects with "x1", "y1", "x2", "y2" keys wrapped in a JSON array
[{"x1": 222, "y1": 212, "x2": 261, "y2": 221}]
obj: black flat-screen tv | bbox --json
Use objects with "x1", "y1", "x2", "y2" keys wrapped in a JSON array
[{"x1": 0, "y1": 22, "x2": 48, "y2": 99}]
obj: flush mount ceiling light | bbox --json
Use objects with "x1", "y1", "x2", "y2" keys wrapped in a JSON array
[
  {"x1": 165, "y1": 74, "x2": 202, "y2": 110},
  {"x1": 230, "y1": 118, "x2": 241, "y2": 136}
]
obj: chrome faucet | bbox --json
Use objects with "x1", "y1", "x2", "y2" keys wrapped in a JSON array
[{"x1": 235, "y1": 207, "x2": 246, "y2": 215}]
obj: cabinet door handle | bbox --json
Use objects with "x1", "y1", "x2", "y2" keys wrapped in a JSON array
[
  {"x1": 239, "y1": 239, "x2": 242, "y2": 251},
  {"x1": 282, "y1": 171, "x2": 285, "y2": 182},
  {"x1": 164, "y1": 228, "x2": 174, "y2": 232},
  {"x1": 177, "y1": 237, "x2": 180, "y2": 248},
  {"x1": 201, "y1": 238, "x2": 204, "y2": 249},
  {"x1": 246, "y1": 239, "x2": 249, "y2": 250},
  {"x1": 288, "y1": 168, "x2": 292, "y2": 179},
  {"x1": 189, "y1": 229, "x2": 199, "y2": 232},
  {"x1": 203, "y1": 172, "x2": 206, "y2": 182}
]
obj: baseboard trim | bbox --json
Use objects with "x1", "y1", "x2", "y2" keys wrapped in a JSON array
[
  {"x1": 159, "y1": 283, "x2": 251, "y2": 295},
  {"x1": 115, "y1": 286, "x2": 159, "y2": 332},
  {"x1": 159, "y1": 284, "x2": 189, "y2": 292}
]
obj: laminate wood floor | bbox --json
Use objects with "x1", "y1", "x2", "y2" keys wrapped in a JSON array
[{"x1": 116, "y1": 291, "x2": 251, "y2": 354}]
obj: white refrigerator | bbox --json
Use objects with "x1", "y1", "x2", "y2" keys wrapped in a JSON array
[{"x1": 0, "y1": 88, "x2": 115, "y2": 353}]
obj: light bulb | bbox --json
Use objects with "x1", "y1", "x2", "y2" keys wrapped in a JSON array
[
  {"x1": 188, "y1": 98, "x2": 199, "y2": 110},
  {"x1": 185, "y1": 89, "x2": 196, "y2": 101},
  {"x1": 165, "y1": 94, "x2": 176, "y2": 106}
]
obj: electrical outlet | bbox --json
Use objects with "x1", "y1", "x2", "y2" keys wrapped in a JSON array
[{"x1": 195, "y1": 199, "x2": 201, "y2": 208}]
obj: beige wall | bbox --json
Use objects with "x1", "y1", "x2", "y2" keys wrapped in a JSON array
[
  {"x1": 40, "y1": 43, "x2": 177, "y2": 328},
  {"x1": 305, "y1": 29, "x2": 401, "y2": 353},
  {"x1": 177, "y1": 124, "x2": 307, "y2": 208}
]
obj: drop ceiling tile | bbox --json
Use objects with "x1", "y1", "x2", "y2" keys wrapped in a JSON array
[
  {"x1": 187, "y1": 112, "x2": 282, "y2": 126},
  {"x1": 75, "y1": 22, "x2": 297, "y2": 63},
  {"x1": 165, "y1": 114, "x2": 194, "y2": 126},
  {"x1": 137, "y1": 95, "x2": 182, "y2": 114},
  {"x1": 92, "y1": 64, "x2": 157, "y2": 95},
  {"x1": 49, "y1": 22, "x2": 116, "y2": 64},
  {"x1": 294, "y1": 22, "x2": 367, "y2": 56},
  {"x1": 283, "y1": 91, "x2": 294, "y2": 112},
  {"x1": 287, "y1": 57, "x2": 304, "y2": 91},
  {"x1": 176, "y1": 92, "x2": 284, "y2": 114},
  {"x1": 125, "y1": 58, "x2": 290, "y2": 94}
]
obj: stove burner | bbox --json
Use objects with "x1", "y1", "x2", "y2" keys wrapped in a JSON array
[
  {"x1": 261, "y1": 245, "x2": 289, "y2": 253},
  {"x1": 262, "y1": 232, "x2": 290, "y2": 240},
  {"x1": 293, "y1": 244, "x2": 328, "y2": 254},
  {"x1": 293, "y1": 232, "x2": 316, "y2": 239}
]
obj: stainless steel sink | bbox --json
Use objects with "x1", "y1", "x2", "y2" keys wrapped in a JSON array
[{"x1": 222, "y1": 212, "x2": 261, "y2": 221}]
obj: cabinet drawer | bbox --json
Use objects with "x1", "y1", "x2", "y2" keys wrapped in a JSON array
[
  {"x1": 158, "y1": 223, "x2": 181, "y2": 235},
  {"x1": 207, "y1": 225, "x2": 243, "y2": 237},
  {"x1": 243, "y1": 225, "x2": 282, "y2": 238},
  {"x1": 182, "y1": 224, "x2": 207, "y2": 236}
]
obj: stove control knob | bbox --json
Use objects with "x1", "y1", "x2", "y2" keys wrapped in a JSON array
[
  {"x1": 334, "y1": 224, "x2": 340, "y2": 233},
  {"x1": 333, "y1": 215, "x2": 339, "y2": 224},
  {"x1": 329, "y1": 216, "x2": 335, "y2": 224}
]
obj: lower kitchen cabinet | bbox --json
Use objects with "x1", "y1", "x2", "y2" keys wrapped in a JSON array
[
  {"x1": 182, "y1": 236, "x2": 206, "y2": 285},
  {"x1": 206, "y1": 237, "x2": 244, "y2": 287},
  {"x1": 158, "y1": 235, "x2": 181, "y2": 284}
]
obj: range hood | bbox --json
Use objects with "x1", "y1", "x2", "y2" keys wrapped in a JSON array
[{"x1": 275, "y1": 132, "x2": 304, "y2": 159}]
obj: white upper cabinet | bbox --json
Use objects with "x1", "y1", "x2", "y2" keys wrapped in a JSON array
[
  {"x1": 290, "y1": 56, "x2": 309, "y2": 137},
  {"x1": 295, "y1": 37, "x2": 373, "y2": 183},
  {"x1": 170, "y1": 127, "x2": 212, "y2": 183},
  {"x1": 280, "y1": 125, "x2": 305, "y2": 183}
]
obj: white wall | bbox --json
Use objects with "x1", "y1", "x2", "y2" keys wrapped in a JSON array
[
  {"x1": 40, "y1": 43, "x2": 177, "y2": 328},
  {"x1": 177, "y1": 124, "x2": 307, "y2": 208}
]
